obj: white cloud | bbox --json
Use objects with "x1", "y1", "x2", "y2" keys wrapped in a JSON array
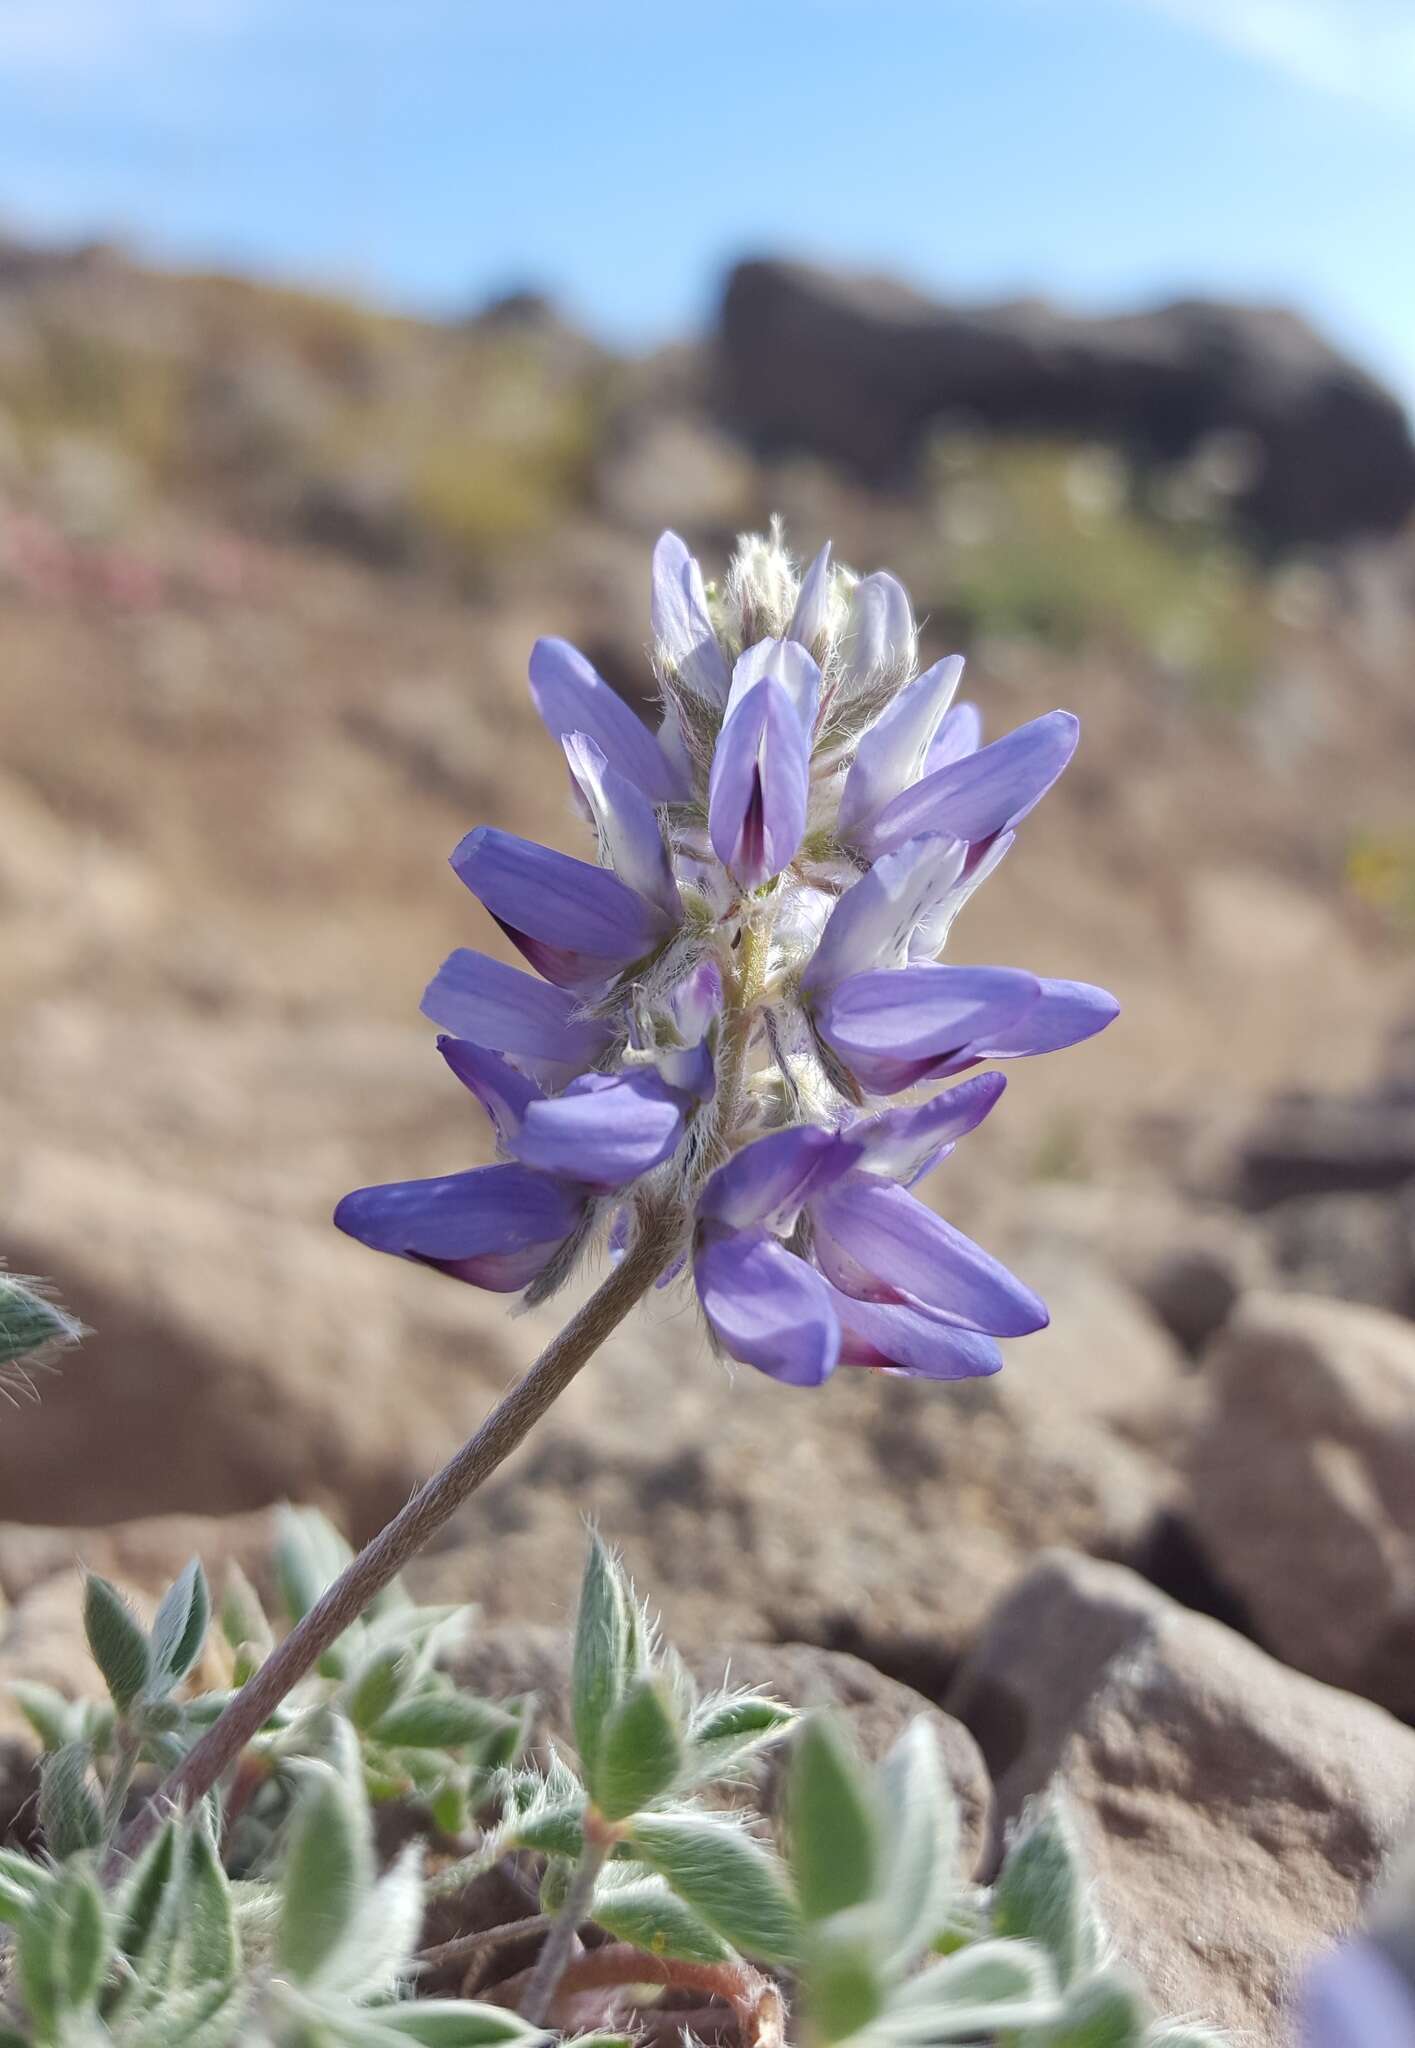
[{"x1": 1130, "y1": 0, "x2": 1415, "y2": 117}]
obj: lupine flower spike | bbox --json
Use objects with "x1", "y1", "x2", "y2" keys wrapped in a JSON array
[{"x1": 336, "y1": 524, "x2": 1117, "y2": 1387}]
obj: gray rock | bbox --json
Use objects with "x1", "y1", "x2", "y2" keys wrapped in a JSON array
[
  {"x1": 415, "y1": 1252, "x2": 1178, "y2": 1687},
  {"x1": 1183, "y1": 1292, "x2": 1415, "y2": 1713},
  {"x1": 1225, "y1": 1091, "x2": 1415, "y2": 1208},
  {"x1": 452, "y1": 1624, "x2": 993, "y2": 1877},
  {"x1": 1265, "y1": 1191, "x2": 1415, "y2": 1315},
  {"x1": 947, "y1": 1550, "x2": 1415, "y2": 2046},
  {"x1": 718, "y1": 258, "x2": 1415, "y2": 545}
]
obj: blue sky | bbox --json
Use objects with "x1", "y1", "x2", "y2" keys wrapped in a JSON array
[{"x1": 1, "y1": 0, "x2": 1412, "y2": 405}]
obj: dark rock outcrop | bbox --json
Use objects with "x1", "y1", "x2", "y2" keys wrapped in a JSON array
[{"x1": 718, "y1": 258, "x2": 1415, "y2": 545}]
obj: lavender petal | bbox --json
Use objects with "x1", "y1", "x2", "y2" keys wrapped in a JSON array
[
  {"x1": 708, "y1": 676, "x2": 812, "y2": 890},
  {"x1": 814, "y1": 962, "x2": 1041, "y2": 1094},
  {"x1": 421, "y1": 949, "x2": 612, "y2": 1074},
  {"x1": 652, "y1": 529, "x2": 730, "y2": 707},
  {"x1": 564, "y1": 733, "x2": 682, "y2": 920},
  {"x1": 801, "y1": 836, "x2": 968, "y2": 996},
  {"x1": 829, "y1": 1287, "x2": 1005, "y2": 1379},
  {"x1": 530, "y1": 635, "x2": 689, "y2": 801},
  {"x1": 695, "y1": 1228, "x2": 840, "y2": 1385},
  {"x1": 696, "y1": 1124, "x2": 857, "y2": 1233},
  {"x1": 868, "y1": 710, "x2": 1079, "y2": 856},
  {"x1": 511, "y1": 1067, "x2": 687, "y2": 1189},
  {"x1": 809, "y1": 1174, "x2": 1049, "y2": 1336},
  {"x1": 837, "y1": 655, "x2": 964, "y2": 844},
  {"x1": 437, "y1": 1034, "x2": 542, "y2": 1144},
  {"x1": 334, "y1": 1164, "x2": 585, "y2": 1291},
  {"x1": 452, "y1": 826, "x2": 674, "y2": 992}
]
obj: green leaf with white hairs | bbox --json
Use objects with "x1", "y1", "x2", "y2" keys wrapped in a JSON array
[
  {"x1": 877, "y1": 1938, "x2": 1061, "y2": 2040},
  {"x1": 220, "y1": 1559, "x2": 273, "y2": 1676},
  {"x1": 1014, "y1": 1965, "x2": 1150, "y2": 2047},
  {"x1": 1144, "y1": 2028, "x2": 1233, "y2": 2046},
  {"x1": 628, "y1": 1811, "x2": 803, "y2": 1967},
  {"x1": 877, "y1": 1717, "x2": 957, "y2": 1969},
  {"x1": 178, "y1": 1818, "x2": 240, "y2": 1992},
  {"x1": 0, "y1": 1271, "x2": 83, "y2": 1370},
  {"x1": 276, "y1": 1759, "x2": 373, "y2": 1985},
  {"x1": 113, "y1": 1818, "x2": 179, "y2": 1973},
  {"x1": 590, "y1": 1675, "x2": 684, "y2": 1820},
  {"x1": 682, "y1": 1688, "x2": 795, "y2": 1787},
  {"x1": 347, "y1": 1644, "x2": 414, "y2": 1731},
  {"x1": 371, "y1": 1690, "x2": 518, "y2": 1753},
  {"x1": 82, "y1": 1573, "x2": 151, "y2": 1712},
  {"x1": 0, "y1": 1849, "x2": 49, "y2": 1930},
  {"x1": 38, "y1": 1741, "x2": 103, "y2": 1859},
  {"x1": 993, "y1": 1799, "x2": 1105, "y2": 1989},
  {"x1": 147, "y1": 1557, "x2": 211, "y2": 1698},
  {"x1": 276, "y1": 1506, "x2": 362, "y2": 1676},
  {"x1": 589, "y1": 1867, "x2": 735, "y2": 1963},
  {"x1": 787, "y1": 1716, "x2": 879, "y2": 1925},
  {"x1": 360, "y1": 2004, "x2": 549, "y2": 2044},
  {"x1": 18, "y1": 1861, "x2": 109, "y2": 2032},
  {"x1": 9, "y1": 1679, "x2": 81, "y2": 1752},
  {"x1": 571, "y1": 1534, "x2": 633, "y2": 1784},
  {"x1": 308, "y1": 1842, "x2": 425, "y2": 2002},
  {"x1": 121, "y1": 1979, "x2": 247, "y2": 2048},
  {"x1": 801, "y1": 1905, "x2": 889, "y2": 2045}
]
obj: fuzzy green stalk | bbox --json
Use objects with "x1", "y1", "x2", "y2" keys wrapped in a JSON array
[{"x1": 111, "y1": 1197, "x2": 686, "y2": 1870}]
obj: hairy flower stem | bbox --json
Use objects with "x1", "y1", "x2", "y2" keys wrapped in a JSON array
[
  {"x1": 110, "y1": 1202, "x2": 685, "y2": 1872},
  {"x1": 520, "y1": 1824, "x2": 612, "y2": 2023}
]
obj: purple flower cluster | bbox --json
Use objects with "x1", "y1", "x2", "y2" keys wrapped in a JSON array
[{"x1": 336, "y1": 526, "x2": 1116, "y2": 1387}]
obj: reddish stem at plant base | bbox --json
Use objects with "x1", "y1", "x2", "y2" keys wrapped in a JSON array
[{"x1": 108, "y1": 1202, "x2": 685, "y2": 1872}]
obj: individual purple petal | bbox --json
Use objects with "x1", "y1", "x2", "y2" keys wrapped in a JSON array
[
  {"x1": 644, "y1": 959, "x2": 722, "y2": 1101},
  {"x1": 801, "y1": 837, "x2": 967, "y2": 997},
  {"x1": 829, "y1": 1288, "x2": 1004, "y2": 1379},
  {"x1": 837, "y1": 656, "x2": 964, "y2": 844},
  {"x1": 1300, "y1": 1939, "x2": 1415, "y2": 2048},
  {"x1": 652, "y1": 529, "x2": 730, "y2": 708},
  {"x1": 789, "y1": 541, "x2": 834, "y2": 649},
  {"x1": 452, "y1": 826, "x2": 675, "y2": 993},
  {"x1": 421, "y1": 949, "x2": 613, "y2": 1073},
  {"x1": 564, "y1": 733, "x2": 682, "y2": 921},
  {"x1": 906, "y1": 830, "x2": 1014, "y2": 963},
  {"x1": 966, "y1": 978, "x2": 1119, "y2": 1059},
  {"x1": 437, "y1": 1035, "x2": 541, "y2": 1144},
  {"x1": 868, "y1": 711, "x2": 1079, "y2": 856},
  {"x1": 809, "y1": 1174, "x2": 1049, "y2": 1335},
  {"x1": 813, "y1": 963, "x2": 1040, "y2": 1094},
  {"x1": 839, "y1": 571, "x2": 916, "y2": 686},
  {"x1": 529, "y1": 636, "x2": 689, "y2": 802},
  {"x1": 924, "y1": 700, "x2": 983, "y2": 773},
  {"x1": 697, "y1": 1124, "x2": 857, "y2": 1234},
  {"x1": 334, "y1": 1164, "x2": 585, "y2": 1291},
  {"x1": 726, "y1": 637, "x2": 822, "y2": 732},
  {"x1": 708, "y1": 678, "x2": 811, "y2": 890},
  {"x1": 848, "y1": 1072, "x2": 1007, "y2": 1181},
  {"x1": 694, "y1": 1228, "x2": 840, "y2": 1385},
  {"x1": 511, "y1": 1067, "x2": 687, "y2": 1189}
]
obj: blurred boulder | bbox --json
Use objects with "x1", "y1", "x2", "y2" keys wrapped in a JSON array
[
  {"x1": 718, "y1": 258, "x2": 1415, "y2": 545},
  {"x1": 1221, "y1": 1089, "x2": 1415, "y2": 1208},
  {"x1": 594, "y1": 410, "x2": 756, "y2": 535},
  {"x1": 1265, "y1": 1191, "x2": 1415, "y2": 1315},
  {"x1": 1183, "y1": 1293, "x2": 1415, "y2": 1713},
  {"x1": 947, "y1": 1550, "x2": 1415, "y2": 2046},
  {"x1": 415, "y1": 1250, "x2": 1181, "y2": 1686},
  {"x1": 1016, "y1": 1183, "x2": 1268, "y2": 1356},
  {"x1": 452, "y1": 1627, "x2": 993, "y2": 1875}
]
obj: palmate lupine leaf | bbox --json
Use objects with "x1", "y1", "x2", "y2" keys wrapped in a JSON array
[
  {"x1": 993, "y1": 1798, "x2": 1108, "y2": 1991},
  {"x1": 147, "y1": 1558, "x2": 212, "y2": 1700},
  {"x1": 0, "y1": 1272, "x2": 83, "y2": 1377},
  {"x1": 627, "y1": 1811, "x2": 803, "y2": 1967}
]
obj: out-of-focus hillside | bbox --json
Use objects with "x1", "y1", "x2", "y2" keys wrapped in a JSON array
[{"x1": 2, "y1": 235, "x2": 1415, "y2": 1538}]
